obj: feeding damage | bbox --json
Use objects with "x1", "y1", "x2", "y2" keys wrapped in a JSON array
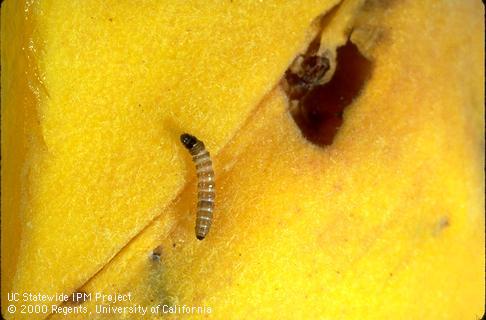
[
  {"x1": 283, "y1": 54, "x2": 331, "y2": 101},
  {"x1": 282, "y1": 0, "x2": 382, "y2": 147}
]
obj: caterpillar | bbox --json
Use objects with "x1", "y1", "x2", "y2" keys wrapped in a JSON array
[{"x1": 180, "y1": 133, "x2": 215, "y2": 240}]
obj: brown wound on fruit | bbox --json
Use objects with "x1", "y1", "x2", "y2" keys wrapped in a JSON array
[{"x1": 283, "y1": 40, "x2": 372, "y2": 146}]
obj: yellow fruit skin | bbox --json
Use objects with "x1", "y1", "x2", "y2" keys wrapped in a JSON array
[{"x1": 3, "y1": 0, "x2": 484, "y2": 320}]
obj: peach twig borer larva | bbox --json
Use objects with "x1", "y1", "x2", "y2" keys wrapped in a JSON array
[{"x1": 180, "y1": 133, "x2": 215, "y2": 240}]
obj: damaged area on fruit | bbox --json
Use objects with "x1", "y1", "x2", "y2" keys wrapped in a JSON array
[
  {"x1": 282, "y1": 1, "x2": 381, "y2": 147},
  {"x1": 284, "y1": 39, "x2": 372, "y2": 146}
]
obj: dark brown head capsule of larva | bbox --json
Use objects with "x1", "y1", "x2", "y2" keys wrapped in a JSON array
[{"x1": 180, "y1": 133, "x2": 215, "y2": 240}]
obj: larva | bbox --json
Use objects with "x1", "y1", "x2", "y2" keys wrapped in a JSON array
[{"x1": 180, "y1": 133, "x2": 215, "y2": 240}]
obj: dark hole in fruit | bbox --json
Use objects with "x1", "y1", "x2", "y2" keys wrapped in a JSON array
[{"x1": 286, "y1": 40, "x2": 372, "y2": 146}]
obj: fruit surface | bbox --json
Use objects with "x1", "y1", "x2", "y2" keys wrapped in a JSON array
[{"x1": 1, "y1": 0, "x2": 484, "y2": 319}]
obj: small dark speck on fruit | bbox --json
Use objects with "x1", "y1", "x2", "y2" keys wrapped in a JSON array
[
  {"x1": 151, "y1": 245, "x2": 163, "y2": 261},
  {"x1": 432, "y1": 216, "x2": 450, "y2": 236}
]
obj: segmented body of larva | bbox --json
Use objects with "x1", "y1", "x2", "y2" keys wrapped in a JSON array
[{"x1": 180, "y1": 133, "x2": 215, "y2": 240}]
